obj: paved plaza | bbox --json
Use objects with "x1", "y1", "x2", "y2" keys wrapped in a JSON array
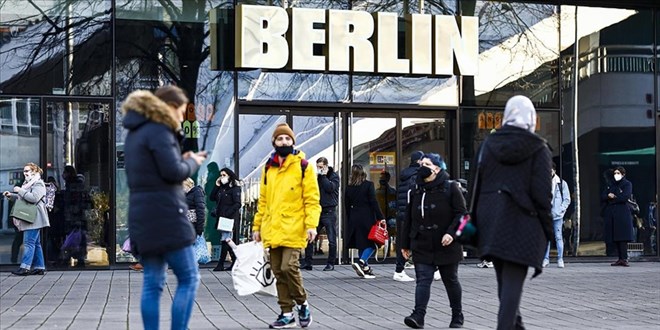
[{"x1": 1, "y1": 261, "x2": 659, "y2": 329}]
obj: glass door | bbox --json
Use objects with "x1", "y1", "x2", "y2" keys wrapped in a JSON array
[{"x1": 45, "y1": 99, "x2": 112, "y2": 268}]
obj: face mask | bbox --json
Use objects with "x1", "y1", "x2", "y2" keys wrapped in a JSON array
[
  {"x1": 379, "y1": 179, "x2": 388, "y2": 185},
  {"x1": 275, "y1": 145, "x2": 293, "y2": 157},
  {"x1": 220, "y1": 177, "x2": 229, "y2": 185},
  {"x1": 418, "y1": 166, "x2": 433, "y2": 180},
  {"x1": 614, "y1": 174, "x2": 623, "y2": 182}
]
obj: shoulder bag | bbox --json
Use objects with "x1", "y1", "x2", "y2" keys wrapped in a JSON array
[{"x1": 10, "y1": 198, "x2": 39, "y2": 224}]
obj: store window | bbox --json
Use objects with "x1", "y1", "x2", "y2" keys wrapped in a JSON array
[{"x1": 0, "y1": 1, "x2": 112, "y2": 95}]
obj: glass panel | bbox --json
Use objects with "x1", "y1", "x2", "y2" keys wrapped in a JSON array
[
  {"x1": 46, "y1": 100, "x2": 111, "y2": 268},
  {"x1": 353, "y1": 76, "x2": 458, "y2": 106},
  {"x1": 0, "y1": 0, "x2": 112, "y2": 95},
  {"x1": 0, "y1": 97, "x2": 41, "y2": 265},
  {"x1": 462, "y1": 1, "x2": 559, "y2": 107},
  {"x1": 560, "y1": 6, "x2": 655, "y2": 257},
  {"x1": 400, "y1": 116, "x2": 449, "y2": 169}
]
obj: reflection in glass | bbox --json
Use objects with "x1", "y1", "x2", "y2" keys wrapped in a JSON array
[
  {"x1": 353, "y1": 76, "x2": 457, "y2": 106},
  {"x1": 401, "y1": 117, "x2": 449, "y2": 168},
  {"x1": 238, "y1": 71, "x2": 349, "y2": 102},
  {"x1": 0, "y1": 97, "x2": 41, "y2": 265},
  {"x1": 46, "y1": 101, "x2": 111, "y2": 268}
]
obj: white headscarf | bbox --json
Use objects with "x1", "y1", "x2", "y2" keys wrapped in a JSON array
[{"x1": 503, "y1": 95, "x2": 537, "y2": 133}]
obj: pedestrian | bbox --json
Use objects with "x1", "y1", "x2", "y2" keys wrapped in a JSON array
[
  {"x1": 252, "y1": 122, "x2": 321, "y2": 329},
  {"x1": 473, "y1": 95, "x2": 553, "y2": 330},
  {"x1": 210, "y1": 167, "x2": 241, "y2": 271},
  {"x1": 184, "y1": 177, "x2": 206, "y2": 238},
  {"x1": 301, "y1": 156, "x2": 340, "y2": 271},
  {"x1": 4, "y1": 162, "x2": 50, "y2": 276},
  {"x1": 394, "y1": 151, "x2": 424, "y2": 282},
  {"x1": 601, "y1": 166, "x2": 635, "y2": 267},
  {"x1": 345, "y1": 164, "x2": 386, "y2": 279},
  {"x1": 543, "y1": 162, "x2": 571, "y2": 268},
  {"x1": 122, "y1": 85, "x2": 207, "y2": 330},
  {"x1": 400, "y1": 153, "x2": 467, "y2": 329}
]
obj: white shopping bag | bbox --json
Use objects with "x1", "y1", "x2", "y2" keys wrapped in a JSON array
[{"x1": 230, "y1": 241, "x2": 278, "y2": 296}]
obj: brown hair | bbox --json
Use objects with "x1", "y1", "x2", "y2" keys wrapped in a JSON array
[
  {"x1": 348, "y1": 164, "x2": 367, "y2": 186},
  {"x1": 316, "y1": 157, "x2": 328, "y2": 166},
  {"x1": 25, "y1": 162, "x2": 43, "y2": 175},
  {"x1": 155, "y1": 85, "x2": 189, "y2": 108}
]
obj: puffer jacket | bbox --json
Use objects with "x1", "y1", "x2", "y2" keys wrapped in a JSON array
[
  {"x1": 11, "y1": 179, "x2": 50, "y2": 231},
  {"x1": 396, "y1": 164, "x2": 420, "y2": 221},
  {"x1": 186, "y1": 186, "x2": 206, "y2": 236},
  {"x1": 252, "y1": 150, "x2": 321, "y2": 249},
  {"x1": 122, "y1": 90, "x2": 200, "y2": 256}
]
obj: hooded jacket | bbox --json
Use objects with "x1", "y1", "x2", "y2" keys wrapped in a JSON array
[
  {"x1": 396, "y1": 163, "x2": 421, "y2": 221},
  {"x1": 252, "y1": 150, "x2": 321, "y2": 249},
  {"x1": 474, "y1": 125, "x2": 552, "y2": 277},
  {"x1": 121, "y1": 90, "x2": 200, "y2": 256}
]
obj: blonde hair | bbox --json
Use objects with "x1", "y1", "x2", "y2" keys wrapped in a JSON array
[
  {"x1": 183, "y1": 178, "x2": 195, "y2": 191},
  {"x1": 25, "y1": 162, "x2": 43, "y2": 175}
]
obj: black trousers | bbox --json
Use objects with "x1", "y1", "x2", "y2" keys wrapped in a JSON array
[
  {"x1": 304, "y1": 208, "x2": 337, "y2": 265},
  {"x1": 493, "y1": 258, "x2": 528, "y2": 330},
  {"x1": 615, "y1": 241, "x2": 628, "y2": 260}
]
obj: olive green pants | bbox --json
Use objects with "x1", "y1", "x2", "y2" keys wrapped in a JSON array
[{"x1": 269, "y1": 247, "x2": 307, "y2": 313}]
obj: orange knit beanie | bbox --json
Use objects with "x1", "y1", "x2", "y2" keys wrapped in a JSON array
[{"x1": 271, "y1": 123, "x2": 296, "y2": 145}]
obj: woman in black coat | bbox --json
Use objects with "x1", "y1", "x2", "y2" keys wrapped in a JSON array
[
  {"x1": 122, "y1": 86, "x2": 206, "y2": 329},
  {"x1": 210, "y1": 168, "x2": 241, "y2": 271},
  {"x1": 183, "y1": 178, "x2": 206, "y2": 237},
  {"x1": 345, "y1": 164, "x2": 385, "y2": 279},
  {"x1": 601, "y1": 166, "x2": 634, "y2": 266},
  {"x1": 474, "y1": 96, "x2": 552, "y2": 330},
  {"x1": 400, "y1": 153, "x2": 467, "y2": 329}
]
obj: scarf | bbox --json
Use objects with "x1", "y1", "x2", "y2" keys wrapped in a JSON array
[{"x1": 21, "y1": 172, "x2": 42, "y2": 190}]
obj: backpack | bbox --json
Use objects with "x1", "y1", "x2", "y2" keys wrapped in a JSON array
[
  {"x1": 263, "y1": 159, "x2": 308, "y2": 185},
  {"x1": 44, "y1": 183, "x2": 56, "y2": 211}
]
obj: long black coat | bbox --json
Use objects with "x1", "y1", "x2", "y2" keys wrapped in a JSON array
[
  {"x1": 185, "y1": 186, "x2": 206, "y2": 236},
  {"x1": 122, "y1": 91, "x2": 199, "y2": 257},
  {"x1": 345, "y1": 180, "x2": 385, "y2": 251},
  {"x1": 400, "y1": 171, "x2": 467, "y2": 265},
  {"x1": 601, "y1": 178, "x2": 634, "y2": 243},
  {"x1": 210, "y1": 183, "x2": 241, "y2": 235},
  {"x1": 474, "y1": 126, "x2": 552, "y2": 276}
]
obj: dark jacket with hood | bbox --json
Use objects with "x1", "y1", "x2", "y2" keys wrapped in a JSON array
[
  {"x1": 396, "y1": 163, "x2": 421, "y2": 221},
  {"x1": 601, "y1": 176, "x2": 634, "y2": 243},
  {"x1": 345, "y1": 180, "x2": 385, "y2": 251},
  {"x1": 400, "y1": 170, "x2": 467, "y2": 265},
  {"x1": 210, "y1": 182, "x2": 242, "y2": 234},
  {"x1": 318, "y1": 166, "x2": 339, "y2": 208},
  {"x1": 186, "y1": 185, "x2": 206, "y2": 236},
  {"x1": 474, "y1": 125, "x2": 552, "y2": 277},
  {"x1": 121, "y1": 90, "x2": 199, "y2": 256}
]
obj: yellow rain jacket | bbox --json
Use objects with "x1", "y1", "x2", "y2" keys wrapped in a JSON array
[{"x1": 253, "y1": 150, "x2": 321, "y2": 249}]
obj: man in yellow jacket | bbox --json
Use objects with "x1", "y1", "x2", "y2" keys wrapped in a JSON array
[{"x1": 252, "y1": 122, "x2": 321, "y2": 329}]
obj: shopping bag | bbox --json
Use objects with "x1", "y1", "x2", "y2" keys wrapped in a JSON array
[
  {"x1": 230, "y1": 241, "x2": 278, "y2": 296},
  {"x1": 217, "y1": 216, "x2": 235, "y2": 232},
  {"x1": 62, "y1": 229, "x2": 83, "y2": 252},
  {"x1": 193, "y1": 235, "x2": 210, "y2": 264},
  {"x1": 122, "y1": 238, "x2": 132, "y2": 253},
  {"x1": 367, "y1": 220, "x2": 388, "y2": 246},
  {"x1": 10, "y1": 198, "x2": 38, "y2": 223}
]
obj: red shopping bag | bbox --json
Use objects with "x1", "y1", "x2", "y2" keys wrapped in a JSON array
[{"x1": 367, "y1": 220, "x2": 388, "y2": 246}]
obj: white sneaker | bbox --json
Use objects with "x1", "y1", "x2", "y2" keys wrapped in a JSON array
[
  {"x1": 557, "y1": 260, "x2": 565, "y2": 268},
  {"x1": 393, "y1": 271, "x2": 415, "y2": 282},
  {"x1": 433, "y1": 270, "x2": 441, "y2": 281},
  {"x1": 542, "y1": 259, "x2": 550, "y2": 268},
  {"x1": 476, "y1": 260, "x2": 493, "y2": 268}
]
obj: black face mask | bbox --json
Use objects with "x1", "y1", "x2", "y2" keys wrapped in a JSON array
[
  {"x1": 275, "y1": 145, "x2": 294, "y2": 157},
  {"x1": 418, "y1": 166, "x2": 433, "y2": 180}
]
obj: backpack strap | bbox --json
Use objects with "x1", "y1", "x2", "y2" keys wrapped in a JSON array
[{"x1": 263, "y1": 158, "x2": 308, "y2": 185}]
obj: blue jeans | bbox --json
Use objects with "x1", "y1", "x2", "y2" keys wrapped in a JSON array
[
  {"x1": 544, "y1": 218, "x2": 564, "y2": 261},
  {"x1": 140, "y1": 245, "x2": 200, "y2": 330},
  {"x1": 360, "y1": 246, "x2": 375, "y2": 264},
  {"x1": 21, "y1": 229, "x2": 45, "y2": 270}
]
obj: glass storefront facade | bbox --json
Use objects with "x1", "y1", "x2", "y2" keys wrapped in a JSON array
[{"x1": 0, "y1": 0, "x2": 658, "y2": 268}]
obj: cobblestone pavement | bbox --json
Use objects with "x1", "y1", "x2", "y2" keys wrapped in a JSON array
[{"x1": 1, "y1": 261, "x2": 659, "y2": 329}]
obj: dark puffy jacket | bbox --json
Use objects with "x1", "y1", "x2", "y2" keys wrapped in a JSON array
[
  {"x1": 122, "y1": 90, "x2": 199, "y2": 257},
  {"x1": 318, "y1": 167, "x2": 339, "y2": 208},
  {"x1": 186, "y1": 186, "x2": 206, "y2": 236},
  {"x1": 474, "y1": 125, "x2": 552, "y2": 277},
  {"x1": 400, "y1": 170, "x2": 467, "y2": 265},
  {"x1": 396, "y1": 164, "x2": 420, "y2": 221}
]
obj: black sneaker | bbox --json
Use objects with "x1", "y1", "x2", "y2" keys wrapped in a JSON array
[
  {"x1": 363, "y1": 265, "x2": 376, "y2": 279},
  {"x1": 297, "y1": 304, "x2": 313, "y2": 328},
  {"x1": 300, "y1": 261, "x2": 313, "y2": 271},
  {"x1": 449, "y1": 311, "x2": 464, "y2": 328},
  {"x1": 404, "y1": 311, "x2": 425, "y2": 329},
  {"x1": 269, "y1": 313, "x2": 296, "y2": 329},
  {"x1": 351, "y1": 259, "x2": 366, "y2": 277}
]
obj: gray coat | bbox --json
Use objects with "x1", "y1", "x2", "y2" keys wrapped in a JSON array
[{"x1": 10, "y1": 180, "x2": 50, "y2": 231}]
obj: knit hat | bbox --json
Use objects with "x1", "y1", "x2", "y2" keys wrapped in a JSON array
[
  {"x1": 410, "y1": 151, "x2": 424, "y2": 163},
  {"x1": 503, "y1": 95, "x2": 537, "y2": 133},
  {"x1": 272, "y1": 123, "x2": 296, "y2": 145}
]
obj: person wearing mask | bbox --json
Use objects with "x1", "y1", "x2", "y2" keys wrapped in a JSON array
[
  {"x1": 601, "y1": 166, "x2": 635, "y2": 267},
  {"x1": 394, "y1": 151, "x2": 424, "y2": 282},
  {"x1": 302, "y1": 157, "x2": 340, "y2": 271},
  {"x1": 252, "y1": 123, "x2": 320, "y2": 329},
  {"x1": 400, "y1": 153, "x2": 467, "y2": 329},
  {"x1": 345, "y1": 164, "x2": 386, "y2": 279},
  {"x1": 122, "y1": 85, "x2": 207, "y2": 330},
  {"x1": 473, "y1": 95, "x2": 552, "y2": 330},
  {"x1": 4, "y1": 162, "x2": 50, "y2": 276},
  {"x1": 210, "y1": 168, "x2": 241, "y2": 271},
  {"x1": 543, "y1": 163, "x2": 571, "y2": 268}
]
